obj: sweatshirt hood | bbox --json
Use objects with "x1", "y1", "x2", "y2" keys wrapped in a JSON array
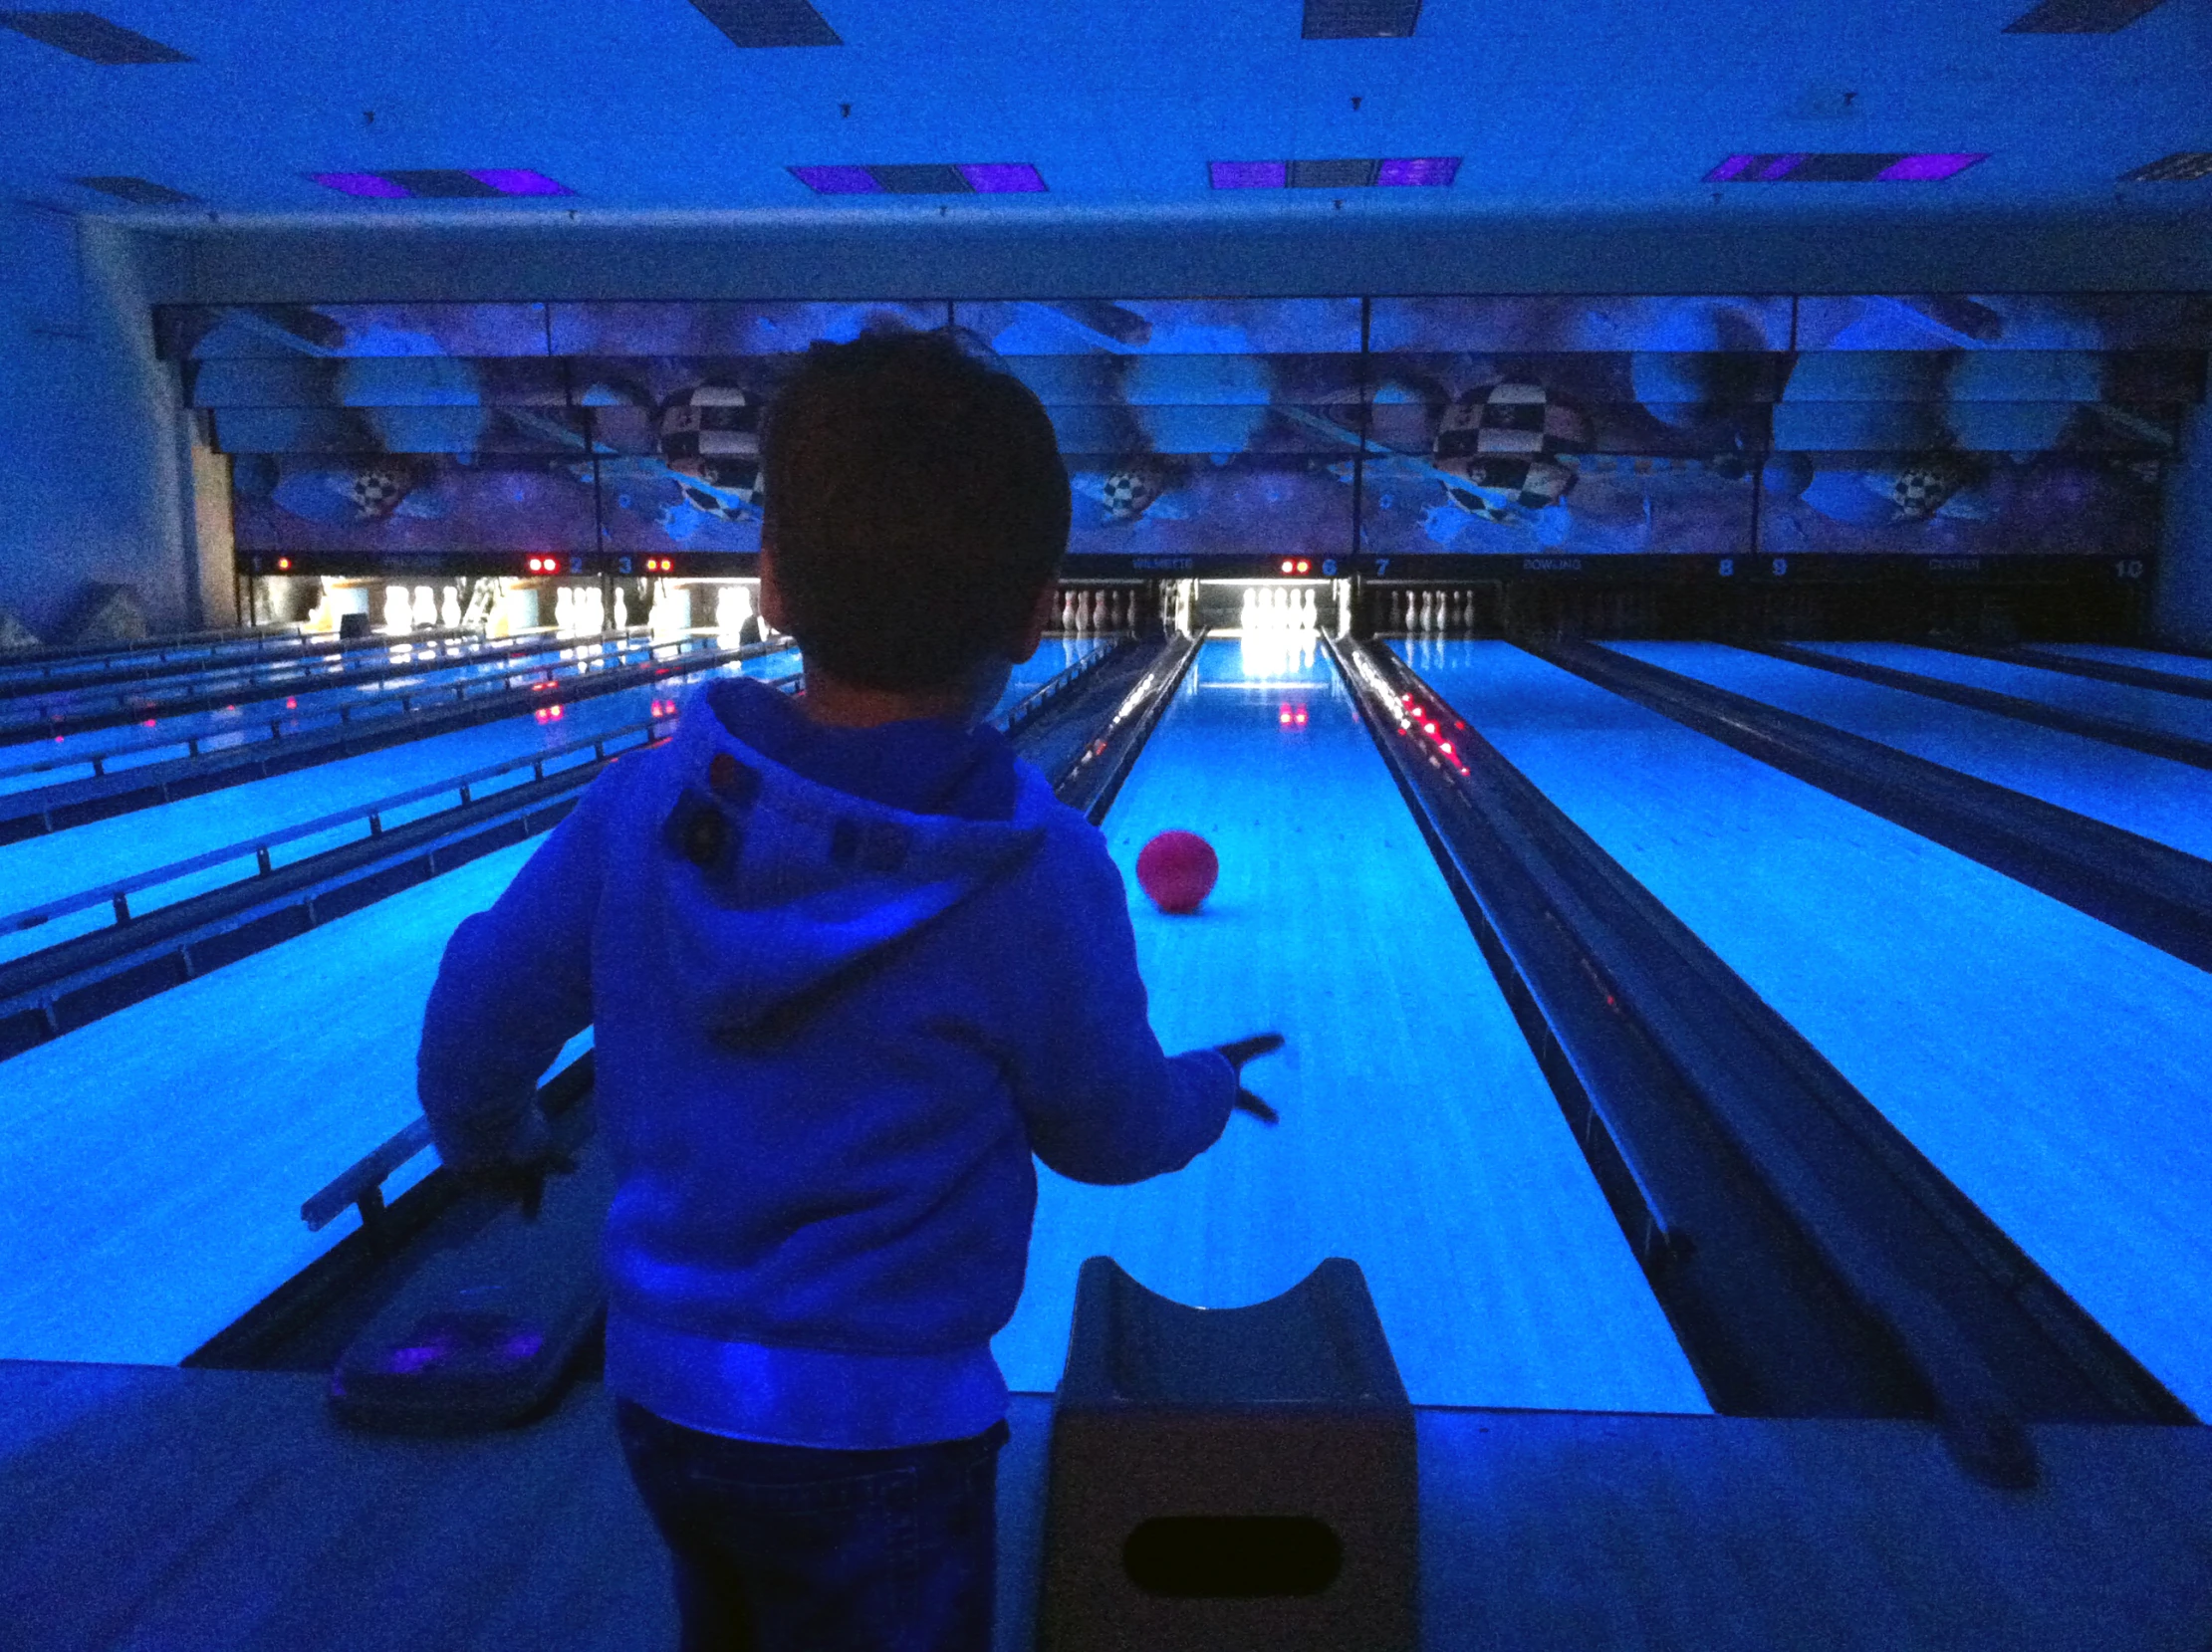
[{"x1": 640, "y1": 679, "x2": 1049, "y2": 1043}]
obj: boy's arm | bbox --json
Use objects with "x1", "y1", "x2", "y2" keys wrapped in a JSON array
[
  {"x1": 1010, "y1": 833, "x2": 1240, "y2": 1186},
  {"x1": 415, "y1": 766, "x2": 619, "y2": 1171}
]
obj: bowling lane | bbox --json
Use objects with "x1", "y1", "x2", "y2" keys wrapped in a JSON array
[
  {"x1": 994, "y1": 635, "x2": 1711, "y2": 1413},
  {"x1": 0, "y1": 835, "x2": 575, "y2": 1363},
  {"x1": 0, "y1": 631, "x2": 665, "y2": 780},
  {"x1": 1795, "y1": 642, "x2": 2212, "y2": 744},
  {"x1": 1400, "y1": 639, "x2": 2212, "y2": 1416},
  {"x1": 2031, "y1": 642, "x2": 2212, "y2": 684},
  {"x1": 1604, "y1": 641, "x2": 2212, "y2": 859},
  {"x1": 0, "y1": 653, "x2": 799, "y2": 964},
  {"x1": 988, "y1": 638, "x2": 1104, "y2": 722}
]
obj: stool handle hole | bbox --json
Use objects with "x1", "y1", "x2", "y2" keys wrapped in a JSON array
[{"x1": 1123, "y1": 1516, "x2": 1343, "y2": 1598}]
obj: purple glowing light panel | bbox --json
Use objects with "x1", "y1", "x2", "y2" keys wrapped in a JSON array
[
  {"x1": 791, "y1": 165, "x2": 884, "y2": 194},
  {"x1": 1377, "y1": 157, "x2": 1461, "y2": 186},
  {"x1": 1211, "y1": 158, "x2": 1461, "y2": 188},
  {"x1": 311, "y1": 172, "x2": 412, "y2": 199},
  {"x1": 1706, "y1": 152, "x2": 1988, "y2": 183},
  {"x1": 1875, "y1": 153, "x2": 1987, "y2": 181},
  {"x1": 312, "y1": 169, "x2": 575, "y2": 198},
  {"x1": 469, "y1": 168, "x2": 575, "y2": 196},
  {"x1": 958, "y1": 162, "x2": 1047, "y2": 193},
  {"x1": 1210, "y1": 160, "x2": 1290, "y2": 189}
]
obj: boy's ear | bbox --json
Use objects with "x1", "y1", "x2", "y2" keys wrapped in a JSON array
[
  {"x1": 1007, "y1": 582, "x2": 1058, "y2": 665},
  {"x1": 759, "y1": 538, "x2": 789, "y2": 630}
]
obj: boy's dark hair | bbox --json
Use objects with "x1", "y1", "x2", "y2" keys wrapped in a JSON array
[{"x1": 760, "y1": 329, "x2": 1070, "y2": 692}]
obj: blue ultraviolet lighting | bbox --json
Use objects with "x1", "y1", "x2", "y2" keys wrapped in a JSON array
[
  {"x1": 1705, "y1": 153, "x2": 1757, "y2": 182},
  {"x1": 791, "y1": 164, "x2": 881, "y2": 194}
]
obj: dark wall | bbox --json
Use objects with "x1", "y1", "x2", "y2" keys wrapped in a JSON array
[{"x1": 146, "y1": 207, "x2": 2212, "y2": 305}]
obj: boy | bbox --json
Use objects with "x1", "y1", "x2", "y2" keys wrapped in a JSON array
[{"x1": 416, "y1": 329, "x2": 1283, "y2": 1651}]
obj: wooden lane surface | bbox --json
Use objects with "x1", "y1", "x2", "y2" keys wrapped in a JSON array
[
  {"x1": 1402, "y1": 639, "x2": 2212, "y2": 1417},
  {"x1": 992, "y1": 636, "x2": 1709, "y2": 1414},
  {"x1": 1606, "y1": 641, "x2": 2212, "y2": 859},
  {"x1": 2, "y1": 1362, "x2": 2204, "y2": 1651},
  {"x1": 0, "y1": 837, "x2": 573, "y2": 1363},
  {"x1": 1802, "y1": 642, "x2": 2212, "y2": 743},
  {"x1": 0, "y1": 657, "x2": 799, "y2": 967}
]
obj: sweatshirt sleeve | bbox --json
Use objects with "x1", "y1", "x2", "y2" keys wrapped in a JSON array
[
  {"x1": 415, "y1": 763, "x2": 620, "y2": 1170},
  {"x1": 1008, "y1": 825, "x2": 1239, "y2": 1186}
]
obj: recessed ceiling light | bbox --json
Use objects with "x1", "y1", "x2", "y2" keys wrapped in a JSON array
[
  {"x1": 311, "y1": 172, "x2": 413, "y2": 199},
  {"x1": 687, "y1": 0, "x2": 840, "y2": 48},
  {"x1": 70, "y1": 174, "x2": 199, "y2": 204},
  {"x1": 1376, "y1": 156, "x2": 1459, "y2": 186},
  {"x1": 1210, "y1": 161, "x2": 1290, "y2": 189},
  {"x1": 467, "y1": 169, "x2": 575, "y2": 196},
  {"x1": 1290, "y1": 158, "x2": 1380, "y2": 188},
  {"x1": 2004, "y1": 0, "x2": 2167, "y2": 32},
  {"x1": 957, "y1": 162, "x2": 1046, "y2": 193},
  {"x1": 1211, "y1": 157, "x2": 1458, "y2": 189},
  {"x1": 0, "y1": 10, "x2": 189, "y2": 63},
  {"x1": 866, "y1": 163, "x2": 971, "y2": 194},
  {"x1": 376, "y1": 170, "x2": 503, "y2": 197},
  {"x1": 1302, "y1": 0, "x2": 1421, "y2": 38},
  {"x1": 790, "y1": 164, "x2": 879, "y2": 194},
  {"x1": 2119, "y1": 151, "x2": 2212, "y2": 182},
  {"x1": 1706, "y1": 152, "x2": 1985, "y2": 182}
]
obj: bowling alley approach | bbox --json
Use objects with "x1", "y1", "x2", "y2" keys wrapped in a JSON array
[{"x1": 5, "y1": 3, "x2": 2212, "y2": 1649}]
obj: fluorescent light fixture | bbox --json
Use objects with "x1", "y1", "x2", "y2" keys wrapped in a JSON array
[
  {"x1": 1874, "y1": 153, "x2": 1985, "y2": 180},
  {"x1": 1210, "y1": 161, "x2": 1289, "y2": 189},
  {"x1": 2119, "y1": 151, "x2": 2212, "y2": 182},
  {"x1": 311, "y1": 172, "x2": 413, "y2": 199},
  {"x1": 867, "y1": 163, "x2": 971, "y2": 194},
  {"x1": 1302, "y1": 0, "x2": 1422, "y2": 38},
  {"x1": 1290, "y1": 158, "x2": 1380, "y2": 188},
  {"x1": 688, "y1": 0, "x2": 841, "y2": 47},
  {"x1": 1707, "y1": 152, "x2": 1986, "y2": 182},
  {"x1": 71, "y1": 174, "x2": 198, "y2": 204},
  {"x1": 0, "y1": 10, "x2": 189, "y2": 62},
  {"x1": 468, "y1": 168, "x2": 574, "y2": 196},
  {"x1": 2004, "y1": 0, "x2": 2167, "y2": 31},
  {"x1": 1376, "y1": 156, "x2": 1459, "y2": 185},
  {"x1": 957, "y1": 162, "x2": 1046, "y2": 193},
  {"x1": 790, "y1": 164, "x2": 880, "y2": 194},
  {"x1": 376, "y1": 170, "x2": 504, "y2": 197}
]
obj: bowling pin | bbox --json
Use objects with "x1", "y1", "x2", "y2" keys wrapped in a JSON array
[
  {"x1": 439, "y1": 586, "x2": 462, "y2": 629},
  {"x1": 1061, "y1": 590, "x2": 1077, "y2": 632},
  {"x1": 614, "y1": 587, "x2": 630, "y2": 632}
]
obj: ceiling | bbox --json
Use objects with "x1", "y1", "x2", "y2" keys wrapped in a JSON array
[{"x1": 1, "y1": 0, "x2": 2208, "y2": 230}]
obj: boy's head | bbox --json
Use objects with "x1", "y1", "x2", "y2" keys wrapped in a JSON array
[{"x1": 758, "y1": 329, "x2": 1070, "y2": 694}]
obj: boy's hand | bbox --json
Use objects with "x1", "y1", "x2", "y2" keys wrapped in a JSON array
[
  {"x1": 453, "y1": 1149, "x2": 579, "y2": 1222},
  {"x1": 1214, "y1": 1033, "x2": 1286, "y2": 1125}
]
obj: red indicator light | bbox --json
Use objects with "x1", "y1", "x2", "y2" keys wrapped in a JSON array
[
  {"x1": 1296, "y1": 560, "x2": 1310, "y2": 574},
  {"x1": 1425, "y1": 721, "x2": 1438, "y2": 734},
  {"x1": 1280, "y1": 560, "x2": 1294, "y2": 575},
  {"x1": 1279, "y1": 709, "x2": 1291, "y2": 724},
  {"x1": 275, "y1": 558, "x2": 291, "y2": 572},
  {"x1": 1297, "y1": 711, "x2": 1308, "y2": 725},
  {"x1": 286, "y1": 698, "x2": 297, "y2": 709},
  {"x1": 142, "y1": 719, "x2": 156, "y2": 728},
  {"x1": 1439, "y1": 741, "x2": 1453, "y2": 755}
]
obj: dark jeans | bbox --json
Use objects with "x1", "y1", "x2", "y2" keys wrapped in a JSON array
[{"x1": 615, "y1": 1398, "x2": 1009, "y2": 1652}]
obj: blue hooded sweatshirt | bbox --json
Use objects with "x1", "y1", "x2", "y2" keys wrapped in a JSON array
[{"x1": 417, "y1": 675, "x2": 1237, "y2": 1448}]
